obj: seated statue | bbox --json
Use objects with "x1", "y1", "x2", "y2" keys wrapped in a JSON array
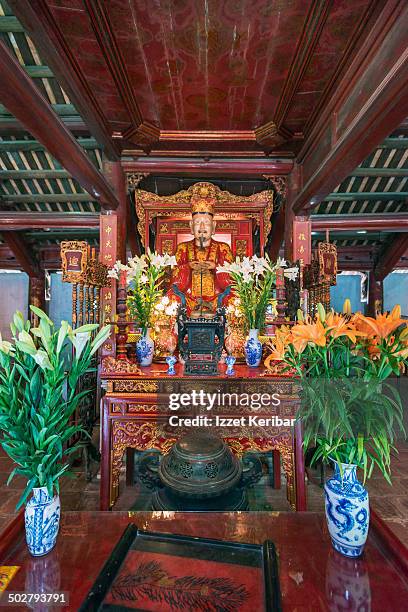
[{"x1": 170, "y1": 184, "x2": 233, "y2": 317}]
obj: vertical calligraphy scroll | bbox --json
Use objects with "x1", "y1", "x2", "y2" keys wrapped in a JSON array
[
  {"x1": 100, "y1": 214, "x2": 118, "y2": 359},
  {"x1": 292, "y1": 218, "x2": 311, "y2": 266}
]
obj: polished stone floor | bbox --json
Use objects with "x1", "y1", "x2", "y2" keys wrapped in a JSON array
[{"x1": 0, "y1": 439, "x2": 407, "y2": 548}]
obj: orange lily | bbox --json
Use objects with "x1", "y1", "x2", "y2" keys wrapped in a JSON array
[
  {"x1": 266, "y1": 325, "x2": 292, "y2": 361},
  {"x1": 291, "y1": 319, "x2": 326, "y2": 353},
  {"x1": 355, "y1": 312, "x2": 405, "y2": 340},
  {"x1": 325, "y1": 311, "x2": 366, "y2": 343}
]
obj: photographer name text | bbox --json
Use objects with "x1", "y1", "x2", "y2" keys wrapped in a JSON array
[{"x1": 168, "y1": 415, "x2": 295, "y2": 427}]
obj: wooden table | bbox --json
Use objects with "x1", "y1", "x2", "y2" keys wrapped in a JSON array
[
  {"x1": 1, "y1": 510, "x2": 407, "y2": 611},
  {"x1": 100, "y1": 363, "x2": 305, "y2": 511}
]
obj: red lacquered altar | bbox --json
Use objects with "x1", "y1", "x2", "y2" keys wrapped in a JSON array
[
  {"x1": 100, "y1": 362, "x2": 305, "y2": 512},
  {"x1": 1, "y1": 510, "x2": 407, "y2": 611}
]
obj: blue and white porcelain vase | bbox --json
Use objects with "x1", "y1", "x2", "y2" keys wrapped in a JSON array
[
  {"x1": 166, "y1": 354, "x2": 177, "y2": 375},
  {"x1": 225, "y1": 354, "x2": 236, "y2": 376},
  {"x1": 25, "y1": 487, "x2": 61, "y2": 557},
  {"x1": 324, "y1": 463, "x2": 369, "y2": 558},
  {"x1": 244, "y1": 328, "x2": 262, "y2": 367},
  {"x1": 136, "y1": 328, "x2": 154, "y2": 366}
]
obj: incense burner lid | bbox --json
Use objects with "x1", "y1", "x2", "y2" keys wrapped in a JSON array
[{"x1": 159, "y1": 432, "x2": 242, "y2": 499}]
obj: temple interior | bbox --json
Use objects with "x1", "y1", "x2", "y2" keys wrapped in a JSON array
[{"x1": 0, "y1": 1, "x2": 407, "y2": 609}]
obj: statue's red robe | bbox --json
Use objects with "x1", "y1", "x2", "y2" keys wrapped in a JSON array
[{"x1": 171, "y1": 239, "x2": 233, "y2": 313}]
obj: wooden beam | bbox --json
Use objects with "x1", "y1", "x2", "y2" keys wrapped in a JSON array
[
  {"x1": 122, "y1": 158, "x2": 294, "y2": 176},
  {"x1": 83, "y1": 0, "x2": 142, "y2": 127},
  {"x1": 0, "y1": 212, "x2": 99, "y2": 229},
  {"x1": 274, "y1": 0, "x2": 331, "y2": 127},
  {"x1": 8, "y1": 0, "x2": 119, "y2": 160},
  {"x1": 0, "y1": 103, "x2": 78, "y2": 116},
  {"x1": 0, "y1": 16, "x2": 24, "y2": 32},
  {"x1": 292, "y1": 1, "x2": 408, "y2": 213},
  {"x1": 0, "y1": 117, "x2": 87, "y2": 132},
  {"x1": 24, "y1": 65, "x2": 53, "y2": 79},
  {"x1": 27, "y1": 230, "x2": 98, "y2": 240},
  {"x1": 0, "y1": 39, "x2": 119, "y2": 210},
  {"x1": 312, "y1": 213, "x2": 408, "y2": 232},
  {"x1": 0, "y1": 138, "x2": 98, "y2": 151},
  {"x1": 1, "y1": 194, "x2": 95, "y2": 204},
  {"x1": 0, "y1": 170, "x2": 70, "y2": 180},
  {"x1": 379, "y1": 138, "x2": 408, "y2": 149},
  {"x1": 324, "y1": 192, "x2": 408, "y2": 201},
  {"x1": 375, "y1": 234, "x2": 408, "y2": 281},
  {"x1": 0, "y1": 103, "x2": 86, "y2": 132},
  {"x1": 350, "y1": 168, "x2": 408, "y2": 177},
  {"x1": 0, "y1": 231, "x2": 40, "y2": 277}
]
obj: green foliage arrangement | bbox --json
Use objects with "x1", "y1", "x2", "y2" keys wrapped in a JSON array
[
  {"x1": 217, "y1": 255, "x2": 295, "y2": 330},
  {"x1": 266, "y1": 303, "x2": 408, "y2": 482},
  {"x1": 0, "y1": 306, "x2": 111, "y2": 509},
  {"x1": 108, "y1": 251, "x2": 177, "y2": 334}
]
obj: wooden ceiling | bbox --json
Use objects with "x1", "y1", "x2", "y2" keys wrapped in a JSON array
[
  {"x1": 0, "y1": 0, "x2": 407, "y2": 276},
  {"x1": 6, "y1": 0, "x2": 381, "y2": 156}
]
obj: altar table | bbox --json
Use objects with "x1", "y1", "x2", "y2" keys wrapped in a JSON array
[
  {"x1": 100, "y1": 363, "x2": 306, "y2": 511},
  {"x1": 0, "y1": 510, "x2": 407, "y2": 611}
]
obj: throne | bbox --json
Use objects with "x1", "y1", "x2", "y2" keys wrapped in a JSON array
[{"x1": 173, "y1": 285, "x2": 230, "y2": 375}]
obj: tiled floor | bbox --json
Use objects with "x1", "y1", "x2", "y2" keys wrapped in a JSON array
[{"x1": 0, "y1": 439, "x2": 407, "y2": 547}]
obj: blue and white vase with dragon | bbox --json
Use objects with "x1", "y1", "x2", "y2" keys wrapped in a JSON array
[
  {"x1": 325, "y1": 462, "x2": 369, "y2": 558},
  {"x1": 136, "y1": 328, "x2": 154, "y2": 366},
  {"x1": 25, "y1": 487, "x2": 61, "y2": 556},
  {"x1": 244, "y1": 329, "x2": 262, "y2": 367}
]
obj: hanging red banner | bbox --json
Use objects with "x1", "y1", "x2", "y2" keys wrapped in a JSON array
[{"x1": 292, "y1": 218, "x2": 311, "y2": 265}]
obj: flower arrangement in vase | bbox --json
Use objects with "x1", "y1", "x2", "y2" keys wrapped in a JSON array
[
  {"x1": 108, "y1": 251, "x2": 177, "y2": 366},
  {"x1": 0, "y1": 306, "x2": 110, "y2": 556},
  {"x1": 265, "y1": 302, "x2": 407, "y2": 557},
  {"x1": 150, "y1": 296, "x2": 178, "y2": 361},
  {"x1": 225, "y1": 297, "x2": 246, "y2": 360},
  {"x1": 217, "y1": 255, "x2": 298, "y2": 367}
]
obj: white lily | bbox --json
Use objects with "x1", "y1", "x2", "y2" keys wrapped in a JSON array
[
  {"x1": 284, "y1": 267, "x2": 299, "y2": 281},
  {"x1": 0, "y1": 333, "x2": 13, "y2": 355},
  {"x1": 128, "y1": 255, "x2": 147, "y2": 273},
  {"x1": 71, "y1": 331, "x2": 90, "y2": 359},
  {"x1": 18, "y1": 330, "x2": 37, "y2": 352},
  {"x1": 32, "y1": 349, "x2": 53, "y2": 370}
]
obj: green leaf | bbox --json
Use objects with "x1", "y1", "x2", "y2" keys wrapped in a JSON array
[
  {"x1": 6, "y1": 467, "x2": 17, "y2": 486},
  {"x1": 13, "y1": 311, "x2": 25, "y2": 333},
  {"x1": 29, "y1": 305, "x2": 53, "y2": 326},
  {"x1": 56, "y1": 321, "x2": 69, "y2": 354},
  {"x1": 16, "y1": 477, "x2": 37, "y2": 510},
  {"x1": 90, "y1": 325, "x2": 111, "y2": 356},
  {"x1": 72, "y1": 324, "x2": 99, "y2": 334}
]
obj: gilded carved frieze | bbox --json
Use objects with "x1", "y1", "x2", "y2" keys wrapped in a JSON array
[
  {"x1": 113, "y1": 380, "x2": 159, "y2": 393},
  {"x1": 111, "y1": 421, "x2": 177, "y2": 499},
  {"x1": 135, "y1": 181, "x2": 273, "y2": 246}
]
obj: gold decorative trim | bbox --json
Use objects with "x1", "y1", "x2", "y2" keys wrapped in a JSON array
[
  {"x1": 135, "y1": 182, "x2": 272, "y2": 246},
  {"x1": 102, "y1": 357, "x2": 142, "y2": 375},
  {"x1": 113, "y1": 380, "x2": 159, "y2": 393},
  {"x1": 111, "y1": 421, "x2": 176, "y2": 505}
]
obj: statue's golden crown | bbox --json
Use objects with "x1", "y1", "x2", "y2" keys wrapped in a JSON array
[
  {"x1": 190, "y1": 182, "x2": 217, "y2": 216},
  {"x1": 191, "y1": 198, "x2": 215, "y2": 215}
]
